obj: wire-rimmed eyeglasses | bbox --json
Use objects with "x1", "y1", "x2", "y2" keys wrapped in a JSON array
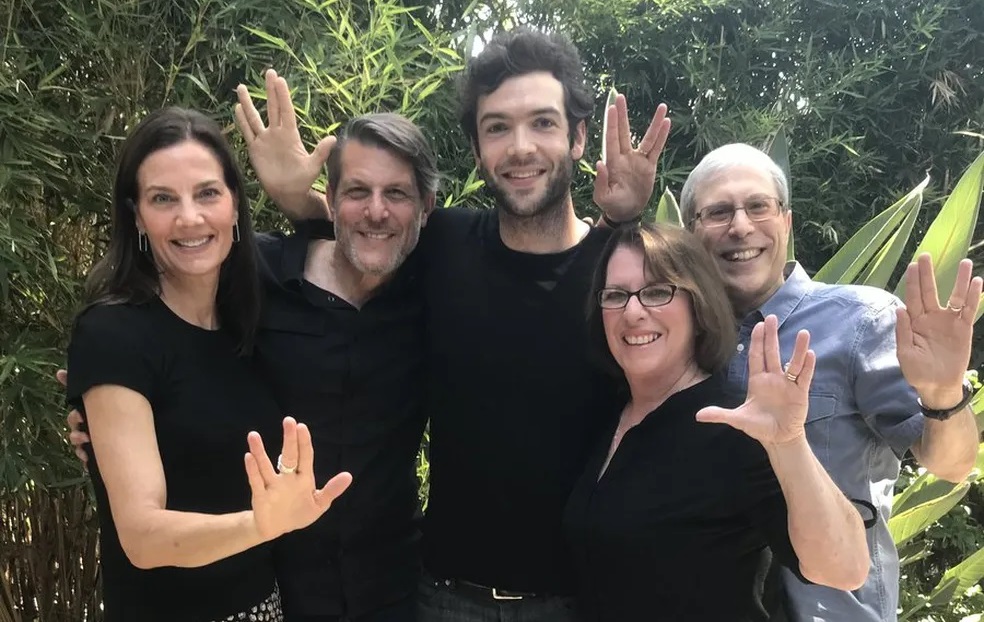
[{"x1": 691, "y1": 195, "x2": 783, "y2": 228}]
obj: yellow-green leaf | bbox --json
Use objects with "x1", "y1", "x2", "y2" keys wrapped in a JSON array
[
  {"x1": 815, "y1": 176, "x2": 928, "y2": 285},
  {"x1": 889, "y1": 480, "x2": 970, "y2": 546},
  {"x1": 654, "y1": 188, "x2": 682, "y2": 226},
  {"x1": 896, "y1": 149, "x2": 984, "y2": 302}
]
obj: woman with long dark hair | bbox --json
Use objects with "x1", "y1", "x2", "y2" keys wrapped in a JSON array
[{"x1": 66, "y1": 108, "x2": 352, "y2": 621}]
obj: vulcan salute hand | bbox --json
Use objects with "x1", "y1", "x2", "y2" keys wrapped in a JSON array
[
  {"x1": 696, "y1": 315, "x2": 815, "y2": 447},
  {"x1": 246, "y1": 416, "x2": 353, "y2": 541},
  {"x1": 592, "y1": 96, "x2": 670, "y2": 224},
  {"x1": 234, "y1": 69, "x2": 335, "y2": 213},
  {"x1": 896, "y1": 253, "x2": 983, "y2": 410}
]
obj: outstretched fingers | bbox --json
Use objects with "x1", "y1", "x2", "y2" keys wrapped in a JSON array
[
  {"x1": 640, "y1": 103, "x2": 670, "y2": 163},
  {"x1": 278, "y1": 417, "x2": 299, "y2": 474},
  {"x1": 314, "y1": 472, "x2": 354, "y2": 511},
  {"x1": 247, "y1": 431, "x2": 277, "y2": 485}
]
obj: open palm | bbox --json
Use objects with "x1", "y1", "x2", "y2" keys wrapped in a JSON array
[
  {"x1": 697, "y1": 315, "x2": 815, "y2": 447},
  {"x1": 245, "y1": 417, "x2": 352, "y2": 542},
  {"x1": 592, "y1": 96, "x2": 670, "y2": 223}
]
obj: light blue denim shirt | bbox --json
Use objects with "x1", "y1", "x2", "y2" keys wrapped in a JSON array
[{"x1": 726, "y1": 262, "x2": 924, "y2": 622}]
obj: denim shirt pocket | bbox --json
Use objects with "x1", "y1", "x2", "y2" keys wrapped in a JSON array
[{"x1": 804, "y1": 392, "x2": 838, "y2": 466}]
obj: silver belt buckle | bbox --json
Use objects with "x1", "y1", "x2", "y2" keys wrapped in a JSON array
[{"x1": 492, "y1": 587, "x2": 524, "y2": 601}]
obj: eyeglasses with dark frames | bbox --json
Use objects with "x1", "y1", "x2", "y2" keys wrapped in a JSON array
[
  {"x1": 597, "y1": 284, "x2": 679, "y2": 309},
  {"x1": 692, "y1": 195, "x2": 784, "y2": 228}
]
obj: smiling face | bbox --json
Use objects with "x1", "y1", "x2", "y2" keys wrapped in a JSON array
[
  {"x1": 134, "y1": 140, "x2": 237, "y2": 286},
  {"x1": 601, "y1": 245, "x2": 698, "y2": 383},
  {"x1": 691, "y1": 164, "x2": 791, "y2": 316},
  {"x1": 327, "y1": 140, "x2": 431, "y2": 277},
  {"x1": 473, "y1": 71, "x2": 585, "y2": 221}
]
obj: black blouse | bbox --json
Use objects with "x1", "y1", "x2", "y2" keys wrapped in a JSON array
[{"x1": 563, "y1": 376, "x2": 801, "y2": 621}]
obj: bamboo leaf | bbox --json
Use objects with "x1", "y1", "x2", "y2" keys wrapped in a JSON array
[
  {"x1": 815, "y1": 176, "x2": 928, "y2": 284},
  {"x1": 896, "y1": 150, "x2": 984, "y2": 301}
]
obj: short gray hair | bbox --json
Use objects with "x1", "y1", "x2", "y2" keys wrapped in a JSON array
[
  {"x1": 680, "y1": 143, "x2": 789, "y2": 228},
  {"x1": 326, "y1": 112, "x2": 439, "y2": 199}
]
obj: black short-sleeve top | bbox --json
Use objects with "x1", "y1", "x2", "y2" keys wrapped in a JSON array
[
  {"x1": 66, "y1": 298, "x2": 282, "y2": 622},
  {"x1": 563, "y1": 376, "x2": 801, "y2": 621}
]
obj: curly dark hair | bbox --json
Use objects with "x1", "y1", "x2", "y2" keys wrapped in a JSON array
[{"x1": 458, "y1": 28, "x2": 594, "y2": 150}]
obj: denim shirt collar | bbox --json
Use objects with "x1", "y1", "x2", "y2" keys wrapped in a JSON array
[{"x1": 754, "y1": 261, "x2": 811, "y2": 328}]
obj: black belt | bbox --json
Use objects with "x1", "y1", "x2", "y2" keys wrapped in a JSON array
[{"x1": 435, "y1": 577, "x2": 539, "y2": 601}]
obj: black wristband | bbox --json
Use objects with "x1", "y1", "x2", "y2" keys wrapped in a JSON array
[
  {"x1": 918, "y1": 379, "x2": 974, "y2": 421},
  {"x1": 601, "y1": 212, "x2": 641, "y2": 228}
]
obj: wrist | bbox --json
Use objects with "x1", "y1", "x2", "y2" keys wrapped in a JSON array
[
  {"x1": 763, "y1": 433, "x2": 810, "y2": 462},
  {"x1": 601, "y1": 211, "x2": 642, "y2": 228},
  {"x1": 917, "y1": 385, "x2": 966, "y2": 411},
  {"x1": 917, "y1": 379, "x2": 974, "y2": 420}
]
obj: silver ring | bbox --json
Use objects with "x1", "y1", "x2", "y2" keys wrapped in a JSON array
[
  {"x1": 946, "y1": 302, "x2": 964, "y2": 313},
  {"x1": 277, "y1": 454, "x2": 296, "y2": 475}
]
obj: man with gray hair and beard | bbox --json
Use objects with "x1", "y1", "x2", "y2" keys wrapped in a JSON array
[{"x1": 681, "y1": 142, "x2": 981, "y2": 622}]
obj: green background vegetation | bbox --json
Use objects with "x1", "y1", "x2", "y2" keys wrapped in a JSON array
[{"x1": 2, "y1": 0, "x2": 983, "y2": 619}]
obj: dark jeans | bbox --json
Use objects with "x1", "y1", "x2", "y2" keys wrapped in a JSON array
[
  {"x1": 287, "y1": 594, "x2": 416, "y2": 622},
  {"x1": 416, "y1": 570, "x2": 580, "y2": 622}
]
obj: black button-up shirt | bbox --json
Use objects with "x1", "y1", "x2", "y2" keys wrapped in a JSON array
[{"x1": 254, "y1": 222, "x2": 426, "y2": 618}]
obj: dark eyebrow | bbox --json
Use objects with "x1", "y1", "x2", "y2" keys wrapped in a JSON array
[
  {"x1": 478, "y1": 107, "x2": 563, "y2": 126},
  {"x1": 144, "y1": 180, "x2": 221, "y2": 194}
]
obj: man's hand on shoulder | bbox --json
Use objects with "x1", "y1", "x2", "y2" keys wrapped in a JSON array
[{"x1": 58, "y1": 368, "x2": 90, "y2": 467}]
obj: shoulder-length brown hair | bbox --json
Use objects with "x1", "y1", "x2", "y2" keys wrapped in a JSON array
[{"x1": 587, "y1": 223, "x2": 737, "y2": 381}]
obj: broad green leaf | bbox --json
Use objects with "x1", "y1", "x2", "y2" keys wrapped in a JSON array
[
  {"x1": 654, "y1": 188, "x2": 682, "y2": 226},
  {"x1": 893, "y1": 471, "x2": 961, "y2": 515},
  {"x1": 765, "y1": 128, "x2": 794, "y2": 260},
  {"x1": 855, "y1": 187, "x2": 923, "y2": 289},
  {"x1": 600, "y1": 86, "x2": 618, "y2": 164},
  {"x1": 814, "y1": 176, "x2": 928, "y2": 284},
  {"x1": 889, "y1": 480, "x2": 970, "y2": 546},
  {"x1": 896, "y1": 149, "x2": 984, "y2": 302},
  {"x1": 927, "y1": 547, "x2": 984, "y2": 607}
]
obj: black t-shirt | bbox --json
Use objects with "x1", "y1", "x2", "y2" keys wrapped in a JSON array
[
  {"x1": 253, "y1": 226, "x2": 427, "y2": 618},
  {"x1": 66, "y1": 299, "x2": 282, "y2": 622},
  {"x1": 419, "y1": 207, "x2": 619, "y2": 594},
  {"x1": 563, "y1": 376, "x2": 801, "y2": 622}
]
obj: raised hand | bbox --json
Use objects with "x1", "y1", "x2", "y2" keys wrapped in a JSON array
[
  {"x1": 897, "y1": 253, "x2": 982, "y2": 408},
  {"x1": 245, "y1": 417, "x2": 353, "y2": 542},
  {"x1": 234, "y1": 69, "x2": 335, "y2": 213},
  {"x1": 592, "y1": 95, "x2": 670, "y2": 223},
  {"x1": 696, "y1": 314, "x2": 815, "y2": 447}
]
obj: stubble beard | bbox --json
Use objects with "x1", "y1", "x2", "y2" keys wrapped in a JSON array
[
  {"x1": 481, "y1": 156, "x2": 574, "y2": 232},
  {"x1": 334, "y1": 209, "x2": 423, "y2": 278}
]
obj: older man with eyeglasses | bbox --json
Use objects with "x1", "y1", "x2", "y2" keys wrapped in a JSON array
[{"x1": 681, "y1": 143, "x2": 981, "y2": 622}]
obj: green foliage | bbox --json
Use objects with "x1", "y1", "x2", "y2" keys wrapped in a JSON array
[{"x1": 3, "y1": 0, "x2": 984, "y2": 619}]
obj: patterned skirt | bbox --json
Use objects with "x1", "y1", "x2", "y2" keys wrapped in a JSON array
[{"x1": 215, "y1": 585, "x2": 283, "y2": 622}]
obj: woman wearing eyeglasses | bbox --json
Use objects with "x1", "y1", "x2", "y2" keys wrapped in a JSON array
[{"x1": 562, "y1": 223, "x2": 870, "y2": 621}]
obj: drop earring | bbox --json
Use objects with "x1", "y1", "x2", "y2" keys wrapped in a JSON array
[
  {"x1": 233, "y1": 222, "x2": 241, "y2": 243},
  {"x1": 138, "y1": 231, "x2": 149, "y2": 252}
]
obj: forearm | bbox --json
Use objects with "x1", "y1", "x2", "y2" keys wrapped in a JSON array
[
  {"x1": 914, "y1": 405, "x2": 979, "y2": 482},
  {"x1": 271, "y1": 188, "x2": 329, "y2": 222},
  {"x1": 119, "y1": 508, "x2": 265, "y2": 570},
  {"x1": 765, "y1": 436, "x2": 869, "y2": 590}
]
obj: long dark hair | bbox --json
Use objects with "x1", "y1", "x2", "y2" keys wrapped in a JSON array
[{"x1": 83, "y1": 107, "x2": 261, "y2": 354}]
